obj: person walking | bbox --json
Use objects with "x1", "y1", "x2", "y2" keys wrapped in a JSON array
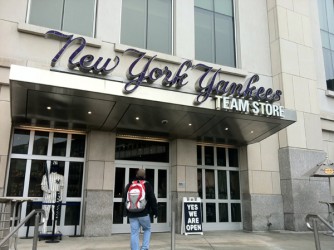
[{"x1": 123, "y1": 169, "x2": 158, "y2": 250}]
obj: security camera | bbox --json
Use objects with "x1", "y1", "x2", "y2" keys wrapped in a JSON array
[{"x1": 161, "y1": 120, "x2": 168, "y2": 124}]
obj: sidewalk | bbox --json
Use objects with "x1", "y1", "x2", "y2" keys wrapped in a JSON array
[{"x1": 16, "y1": 230, "x2": 334, "y2": 250}]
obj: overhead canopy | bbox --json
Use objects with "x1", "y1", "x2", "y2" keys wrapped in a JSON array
[{"x1": 9, "y1": 65, "x2": 296, "y2": 146}]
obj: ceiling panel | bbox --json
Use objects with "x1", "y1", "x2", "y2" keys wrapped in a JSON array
[
  {"x1": 26, "y1": 90, "x2": 115, "y2": 129},
  {"x1": 117, "y1": 104, "x2": 188, "y2": 133}
]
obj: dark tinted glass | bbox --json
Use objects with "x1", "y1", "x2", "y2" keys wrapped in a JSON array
[
  {"x1": 228, "y1": 148, "x2": 238, "y2": 167},
  {"x1": 115, "y1": 138, "x2": 169, "y2": 163},
  {"x1": 157, "y1": 202, "x2": 167, "y2": 223},
  {"x1": 205, "y1": 169, "x2": 215, "y2": 199},
  {"x1": 197, "y1": 145, "x2": 202, "y2": 165},
  {"x1": 7, "y1": 159, "x2": 26, "y2": 196},
  {"x1": 33, "y1": 131, "x2": 49, "y2": 155},
  {"x1": 67, "y1": 162, "x2": 83, "y2": 197},
  {"x1": 65, "y1": 202, "x2": 81, "y2": 225},
  {"x1": 113, "y1": 202, "x2": 124, "y2": 224},
  {"x1": 197, "y1": 169, "x2": 203, "y2": 198},
  {"x1": 231, "y1": 203, "x2": 241, "y2": 222},
  {"x1": 70, "y1": 134, "x2": 86, "y2": 157},
  {"x1": 206, "y1": 203, "x2": 216, "y2": 222},
  {"x1": 230, "y1": 171, "x2": 240, "y2": 199},
  {"x1": 52, "y1": 133, "x2": 67, "y2": 156},
  {"x1": 218, "y1": 170, "x2": 227, "y2": 199},
  {"x1": 146, "y1": 169, "x2": 155, "y2": 191},
  {"x1": 158, "y1": 170, "x2": 167, "y2": 198},
  {"x1": 114, "y1": 168, "x2": 125, "y2": 198},
  {"x1": 28, "y1": 160, "x2": 46, "y2": 197},
  {"x1": 217, "y1": 147, "x2": 226, "y2": 166},
  {"x1": 129, "y1": 168, "x2": 138, "y2": 183},
  {"x1": 219, "y1": 203, "x2": 228, "y2": 222},
  {"x1": 53, "y1": 161, "x2": 65, "y2": 175},
  {"x1": 204, "y1": 146, "x2": 214, "y2": 165},
  {"x1": 12, "y1": 129, "x2": 30, "y2": 154},
  {"x1": 25, "y1": 201, "x2": 42, "y2": 226}
]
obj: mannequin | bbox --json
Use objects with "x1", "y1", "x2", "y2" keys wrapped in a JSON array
[{"x1": 41, "y1": 161, "x2": 64, "y2": 234}]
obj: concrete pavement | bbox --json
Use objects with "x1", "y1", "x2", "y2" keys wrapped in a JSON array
[{"x1": 16, "y1": 231, "x2": 334, "y2": 250}]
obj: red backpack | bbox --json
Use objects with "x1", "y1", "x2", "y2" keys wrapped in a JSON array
[{"x1": 126, "y1": 180, "x2": 147, "y2": 212}]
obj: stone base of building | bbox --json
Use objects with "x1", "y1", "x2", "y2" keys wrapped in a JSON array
[
  {"x1": 83, "y1": 190, "x2": 113, "y2": 236},
  {"x1": 279, "y1": 148, "x2": 329, "y2": 231},
  {"x1": 242, "y1": 193, "x2": 284, "y2": 231}
]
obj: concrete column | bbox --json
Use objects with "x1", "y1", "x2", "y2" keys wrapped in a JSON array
[
  {"x1": 267, "y1": 0, "x2": 327, "y2": 231},
  {"x1": 83, "y1": 131, "x2": 116, "y2": 236},
  {"x1": 95, "y1": 0, "x2": 122, "y2": 43},
  {"x1": 174, "y1": 0, "x2": 195, "y2": 59},
  {"x1": 0, "y1": 85, "x2": 11, "y2": 196},
  {"x1": 170, "y1": 139, "x2": 197, "y2": 233},
  {"x1": 238, "y1": 0, "x2": 285, "y2": 231}
]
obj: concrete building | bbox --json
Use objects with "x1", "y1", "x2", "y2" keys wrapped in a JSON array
[{"x1": 0, "y1": 0, "x2": 332, "y2": 237}]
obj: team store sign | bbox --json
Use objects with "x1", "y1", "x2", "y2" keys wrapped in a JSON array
[
  {"x1": 215, "y1": 96, "x2": 284, "y2": 117},
  {"x1": 45, "y1": 30, "x2": 285, "y2": 118}
]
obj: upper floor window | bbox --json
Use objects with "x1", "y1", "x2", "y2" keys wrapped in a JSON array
[
  {"x1": 318, "y1": 0, "x2": 334, "y2": 91},
  {"x1": 195, "y1": 0, "x2": 235, "y2": 67},
  {"x1": 28, "y1": 0, "x2": 96, "y2": 37},
  {"x1": 121, "y1": 0, "x2": 172, "y2": 54}
]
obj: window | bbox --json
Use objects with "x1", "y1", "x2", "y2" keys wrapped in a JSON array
[
  {"x1": 121, "y1": 0, "x2": 172, "y2": 54},
  {"x1": 318, "y1": 0, "x2": 334, "y2": 91},
  {"x1": 7, "y1": 129, "x2": 86, "y2": 234},
  {"x1": 115, "y1": 138, "x2": 169, "y2": 163},
  {"x1": 28, "y1": 0, "x2": 96, "y2": 37},
  {"x1": 195, "y1": 0, "x2": 235, "y2": 67},
  {"x1": 197, "y1": 145, "x2": 241, "y2": 226}
]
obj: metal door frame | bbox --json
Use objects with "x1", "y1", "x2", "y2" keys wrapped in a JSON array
[
  {"x1": 5, "y1": 129, "x2": 86, "y2": 237},
  {"x1": 112, "y1": 161, "x2": 170, "y2": 233}
]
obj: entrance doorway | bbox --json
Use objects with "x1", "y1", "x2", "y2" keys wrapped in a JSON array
[
  {"x1": 197, "y1": 145, "x2": 242, "y2": 230},
  {"x1": 6, "y1": 129, "x2": 86, "y2": 236},
  {"x1": 112, "y1": 137, "x2": 170, "y2": 233},
  {"x1": 112, "y1": 162, "x2": 169, "y2": 233}
]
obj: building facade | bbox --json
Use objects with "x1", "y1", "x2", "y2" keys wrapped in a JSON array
[{"x1": 0, "y1": 0, "x2": 333, "y2": 236}]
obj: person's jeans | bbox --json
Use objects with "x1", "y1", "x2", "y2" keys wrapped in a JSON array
[{"x1": 129, "y1": 215, "x2": 151, "y2": 250}]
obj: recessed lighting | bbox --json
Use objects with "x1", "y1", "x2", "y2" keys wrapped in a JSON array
[
  {"x1": 135, "y1": 117, "x2": 140, "y2": 120},
  {"x1": 189, "y1": 123, "x2": 192, "y2": 126},
  {"x1": 225, "y1": 127, "x2": 229, "y2": 131},
  {"x1": 250, "y1": 131, "x2": 254, "y2": 134},
  {"x1": 47, "y1": 106, "x2": 51, "y2": 110},
  {"x1": 88, "y1": 111, "x2": 92, "y2": 115}
]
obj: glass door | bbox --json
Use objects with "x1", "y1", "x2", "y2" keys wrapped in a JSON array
[
  {"x1": 6, "y1": 129, "x2": 86, "y2": 236},
  {"x1": 112, "y1": 162, "x2": 170, "y2": 233},
  {"x1": 197, "y1": 145, "x2": 242, "y2": 231}
]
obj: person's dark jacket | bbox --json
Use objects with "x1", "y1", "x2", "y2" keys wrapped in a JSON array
[{"x1": 123, "y1": 177, "x2": 158, "y2": 218}]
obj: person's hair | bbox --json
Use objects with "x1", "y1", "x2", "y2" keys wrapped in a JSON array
[{"x1": 136, "y1": 169, "x2": 145, "y2": 178}]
